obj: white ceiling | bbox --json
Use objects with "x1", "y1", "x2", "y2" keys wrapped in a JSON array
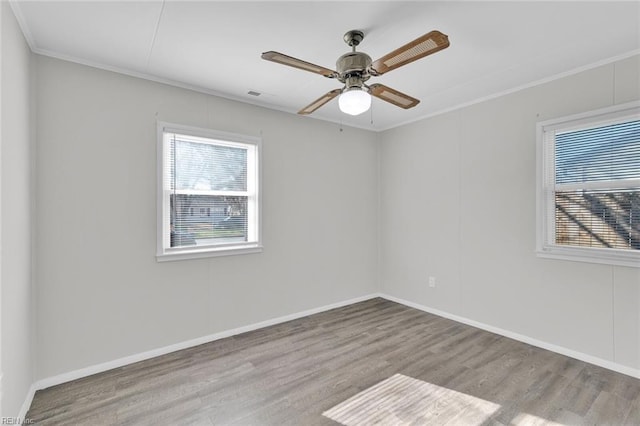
[{"x1": 10, "y1": 1, "x2": 640, "y2": 131}]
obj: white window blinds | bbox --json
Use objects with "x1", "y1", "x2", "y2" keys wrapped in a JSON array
[{"x1": 553, "y1": 120, "x2": 639, "y2": 251}]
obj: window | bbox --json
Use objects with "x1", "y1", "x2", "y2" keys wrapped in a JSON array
[
  {"x1": 536, "y1": 101, "x2": 639, "y2": 267},
  {"x1": 157, "y1": 122, "x2": 262, "y2": 261}
]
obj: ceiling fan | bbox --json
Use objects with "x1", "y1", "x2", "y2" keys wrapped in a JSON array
[{"x1": 261, "y1": 29, "x2": 450, "y2": 116}]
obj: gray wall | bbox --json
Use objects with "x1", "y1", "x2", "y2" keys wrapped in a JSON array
[
  {"x1": 35, "y1": 56, "x2": 379, "y2": 379},
  {"x1": 1, "y1": 1, "x2": 35, "y2": 417},
  {"x1": 379, "y1": 55, "x2": 640, "y2": 370}
]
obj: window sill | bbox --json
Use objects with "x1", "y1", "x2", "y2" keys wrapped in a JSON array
[
  {"x1": 536, "y1": 245, "x2": 640, "y2": 268},
  {"x1": 157, "y1": 244, "x2": 263, "y2": 262}
]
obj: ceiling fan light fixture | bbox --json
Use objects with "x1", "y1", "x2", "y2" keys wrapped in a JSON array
[{"x1": 338, "y1": 87, "x2": 371, "y2": 116}]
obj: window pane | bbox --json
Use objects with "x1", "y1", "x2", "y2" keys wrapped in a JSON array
[
  {"x1": 555, "y1": 189, "x2": 640, "y2": 250},
  {"x1": 170, "y1": 194, "x2": 248, "y2": 247},
  {"x1": 555, "y1": 120, "x2": 640, "y2": 184},
  {"x1": 170, "y1": 139, "x2": 247, "y2": 191}
]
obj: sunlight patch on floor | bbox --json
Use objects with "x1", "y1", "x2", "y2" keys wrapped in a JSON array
[
  {"x1": 511, "y1": 412, "x2": 566, "y2": 426},
  {"x1": 323, "y1": 373, "x2": 501, "y2": 425}
]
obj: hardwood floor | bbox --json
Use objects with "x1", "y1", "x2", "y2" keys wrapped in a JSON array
[{"x1": 27, "y1": 298, "x2": 640, "y2": 425}]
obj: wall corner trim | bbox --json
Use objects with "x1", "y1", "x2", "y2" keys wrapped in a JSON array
[
  {"x1": 380, "y1": 293, "x2": 640, "y2": 380},
  {"x1": 17, "y1": 383, "x2": 37, "y2": 423}
]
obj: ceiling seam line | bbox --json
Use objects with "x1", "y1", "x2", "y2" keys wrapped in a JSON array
[{"x1": 145, "y1": 0, "x2": 166, "y2": 71}]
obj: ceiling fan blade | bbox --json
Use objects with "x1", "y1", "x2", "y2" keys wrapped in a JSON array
[
  {"x1": 369, "y1": 84, "x2": 420, "y2": 109},
  {"x1": 262, "y1": 51, "x2": 337, "y2": 78},
  {"x1": 298, "y1": 89, "x2": 342, "y2": 115},
  {"x1": 370, "y1": 30, "x2": 449, "y2": 75}
]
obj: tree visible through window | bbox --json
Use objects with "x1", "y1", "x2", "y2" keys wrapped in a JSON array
[{"x1": 537, "y1": 102, "x2": 640, "y2": 267}]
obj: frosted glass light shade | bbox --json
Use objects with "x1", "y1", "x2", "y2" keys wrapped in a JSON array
[{"x1": 338, "y1": 88, "x2": 371, "y2": 116}]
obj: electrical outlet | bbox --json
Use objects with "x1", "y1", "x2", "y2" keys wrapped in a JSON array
[{"x1": 428, "y1": 276, "x2": 436, "y2": 288}]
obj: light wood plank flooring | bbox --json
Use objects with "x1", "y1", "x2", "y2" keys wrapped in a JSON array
[{"x1": 27, "y1": 298, "x2": 640, "y2": 425}]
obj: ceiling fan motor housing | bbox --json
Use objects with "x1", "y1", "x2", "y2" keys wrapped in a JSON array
[{"x1": 336, "y1": 52, "x2": 372, "y2": 84}]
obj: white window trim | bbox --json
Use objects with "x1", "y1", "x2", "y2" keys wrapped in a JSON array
[
  {"x1": 156, "y1": 122, "x2": 263, "y2": 262},
  {"x1": 535, "y1": 101, "x2": 640, "y2": 268}
]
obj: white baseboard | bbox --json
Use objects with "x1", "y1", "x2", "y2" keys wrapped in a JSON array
[
  {"x1": 17, "y1": 383, "x2": 37, "y2": 423},
  {"x1": 21, "y1": 290, "x2": 639, "y2": 417},
  {"x1": 380, "y1": 293, "x2": 640, "y2": 380},
  {"x1": 33, "y1": 293, "x2": 382, "y2": 391}
]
